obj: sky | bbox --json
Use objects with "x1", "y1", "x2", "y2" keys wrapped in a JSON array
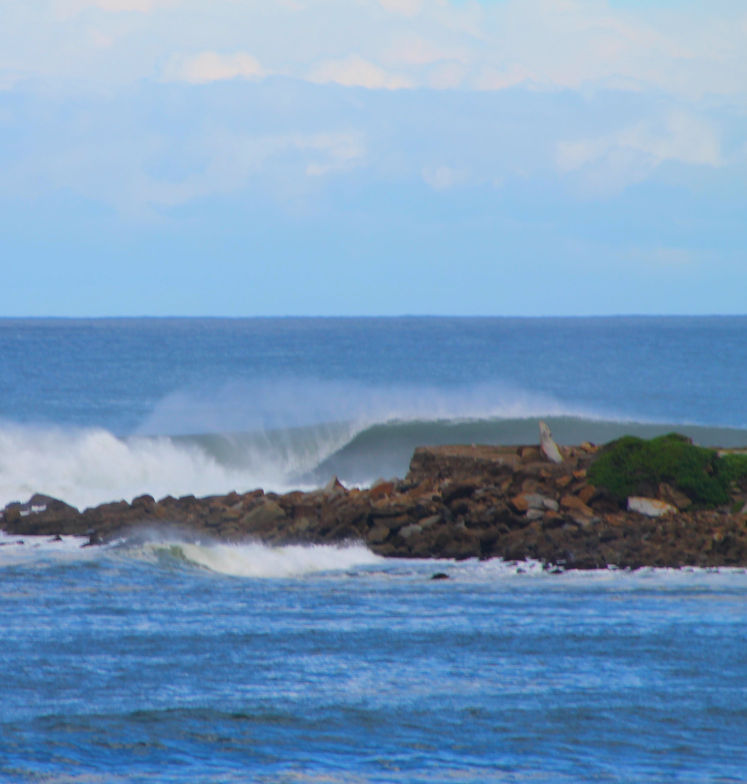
[{"x1": 1, "y1": 0, "x2": 746, "y2": 316}]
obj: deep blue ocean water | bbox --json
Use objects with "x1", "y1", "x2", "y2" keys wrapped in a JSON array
[{"x1": 1, "y1": 317, "x2": 746, "y2": 782}]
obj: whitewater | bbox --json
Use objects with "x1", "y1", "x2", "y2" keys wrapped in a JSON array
[{"x1": 2, "y1": 317, "x2": 746, "y2": 782}]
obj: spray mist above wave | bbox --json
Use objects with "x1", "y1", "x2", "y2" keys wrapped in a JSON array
[{"x1": 134, "y1": 377, "x2": 607, "y2": 437}]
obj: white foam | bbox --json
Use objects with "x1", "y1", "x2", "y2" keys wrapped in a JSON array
[
  {"x1": 0, "y1": 531, "x2": 93, "y2": 567},
  {"x1": 0, "y1": 423, "x2": 332, "y2": 511},
  {"x1": 443, "y1": 557, "x2": 747, "y2": 587},
  {"x1": 137, "y1": 540, "x2": 383, "y2": 578}
]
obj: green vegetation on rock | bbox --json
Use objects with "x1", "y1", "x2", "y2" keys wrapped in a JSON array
[{"x1": 588, "y1": 433, "x2": 747, "y2": 508}]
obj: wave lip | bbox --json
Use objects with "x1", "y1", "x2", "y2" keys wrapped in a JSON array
[{"x1": 131, "y1": 540, "x2": 384, "y2": 579}]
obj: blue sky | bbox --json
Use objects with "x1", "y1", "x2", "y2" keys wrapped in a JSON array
[{"x1": 1, "y1": 0, "x2": 745, "y2": 316}]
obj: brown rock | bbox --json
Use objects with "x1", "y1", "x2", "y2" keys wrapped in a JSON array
[
  {"x1": 240, "y1": 500, "x2": 286, "y2": 533},
  {"x1": 577, "y1": 485, "x2": 597, "y2": 505},
  {"x1": 369, "y1": 481, "x2": 395, "y2": 500},
  {"x1": 657, "y1": 483, "x2": 692, "y2": 510},
  {"x1": 560, "y1": 495, "x2": 594, "y2": 516}
]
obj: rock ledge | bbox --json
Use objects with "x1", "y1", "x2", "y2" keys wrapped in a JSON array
[{"x1": 3, "y1": 443, "x2": 747, "y2": 570}]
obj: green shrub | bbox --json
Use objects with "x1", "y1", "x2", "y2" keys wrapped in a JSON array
[
  {"x1": 718, "y1": 453, "x2": 747, "y2": 486},
  {"x1": 588, "y1": 433, "x2": 735, "y2": 508}
]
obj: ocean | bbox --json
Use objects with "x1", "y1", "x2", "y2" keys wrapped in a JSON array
[{"x1": 1, "y1": 316, "x2": 746, "y2": 782}]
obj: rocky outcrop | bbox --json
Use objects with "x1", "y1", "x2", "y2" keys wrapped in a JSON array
[{"x1": 3, "y1": 442, "x2": 747, "y2": 570}]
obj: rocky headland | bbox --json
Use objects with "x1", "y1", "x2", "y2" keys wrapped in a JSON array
[{"x1": 3, "y1": 430, "x2": 747, "y2": 570}]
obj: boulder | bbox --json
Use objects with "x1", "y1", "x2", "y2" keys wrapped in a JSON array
[
  {"x1": 657, "y1": 483, "x2": 692, "y2": 510},
  {"x1": 627, "y1": 497, "x2": 677, "y2": 518},
  {"x1": 539, "y1": 421, "x2": 563, "y2": 464},
  {"x1": 240, "y1": 499, "x2": 286, "y2": 533}
]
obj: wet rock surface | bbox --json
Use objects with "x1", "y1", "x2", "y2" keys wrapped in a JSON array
[{"x1": 4, "y1": 443, "x2": 747, "y2": 569}]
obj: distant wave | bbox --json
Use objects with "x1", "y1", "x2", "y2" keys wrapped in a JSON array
[{"x1": 2, "y1": 414, "x2": 747, "y2": 511}]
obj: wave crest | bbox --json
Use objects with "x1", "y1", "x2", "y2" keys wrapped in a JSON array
[{"x1": 131, "y1": 540, "x2": 383, "y2": 578}]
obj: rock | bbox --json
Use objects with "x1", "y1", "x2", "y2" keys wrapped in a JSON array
[
  {"x1": 240, "y1": 500, "x2": 286, "y2": 533},
  {"x1": 657, "y1": 483, "x2": 692, "y2": 510},
  {"x1": 430, "y1": 572, "x2": 450, "y2": 580},
  {"x1": 369, "y1": 480, "x2": 394, "y2": 500},
  {"x1": 323, "y1": 476, "x2": 347, "y2": 497},
  {"x1": 442, "y1": 481, "x2": 478, "y2": 504},
  {"x1": 367, "y1": 524, "x2": 391, "y2": 544},
  {"x1": 408, "y1": 444, "x2": 520, "y2": 483},
  {"x1": 509, "y1": 494, "x2": 530, "y2": 512},
  {"x1": 131, "y1": 494, "x2": 156, "y2": 512},
  {"x1": 400, "y1": 522, "x2": 423, "y2": 539},
  {"x1": 577, "y1": 484, "x2": 597, "y2": 505},
  {"x1": 627, "y1": 497, "x2": 677, "y2": 518},
  {"x1": 3, "y1": 495, "x2": 82, "y2": 535},
  {"x1": 560, "y1": 494, "x2": 597, "y2": 528},
  {"x1": 511, "y1": 493, "x2": 558, "y2": 514},
  {"x1": 418, "y1": 514, "x2": 441, "y2": 529},
  {"x1": 560, "y1": 495, "x2": 594, "y2": 517},
  {"x1": 539, "y1": 421, "x2": 563, "y2": 464},
  {"x1": 3, "y1": 506, "x2": 21, "y2": 525}
]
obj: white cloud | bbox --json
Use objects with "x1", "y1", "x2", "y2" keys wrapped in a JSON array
[
  {"x1": 556, "y1": 112, "x2": 723, "y2": 193},
  {"x1": 308, "y1": 55, "x2": 411, "y2": 90},
  {"x1": 55, "y1": 0, "x2": 179, "y2": 15},
  {"x1": 162, "y1": 52, "x2": 265, "y2": 84},
  {"x1": 421, "y1": 165, "x2": 466, "y2": 191},
  {"x1": 384, "y1": 34, "x2": 467, "y2": 67},
  {"x1": 558, "y1": 113, "x2": 722, "y2": 172},
  {"x1": 5, "y1": 0, "x2": 747, "y2": 101},
  {"x1": 305, "y1": 133, "x2": 366, "y2": 177},
  {"x1": 473, "y1": 65, "x2": 537, "y2": 91},
  {"x1": 425, "y1": 61, "x2": 467, "y2": 89},
  {"x1": 136, "y1": 131, "x2": 366, "y2": 206},
  {"x1": 378, "y1": 0, "x2": 423, "y2": 18}
]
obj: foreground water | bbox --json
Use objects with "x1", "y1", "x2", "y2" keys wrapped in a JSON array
[
  {"x1": 1, "y1": 535, "x2": 745, "y2": 783},
  {"x1": 1, "y1": 317, "x2": 746, "y2": 781}
]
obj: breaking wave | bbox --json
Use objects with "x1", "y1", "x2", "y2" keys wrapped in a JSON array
[
  {"x1": 132, "y1": 540, "x2": 383, "y2": 578},
  {"x1": 2, "y1": 378, "x2": 747, "y2": 511}
]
